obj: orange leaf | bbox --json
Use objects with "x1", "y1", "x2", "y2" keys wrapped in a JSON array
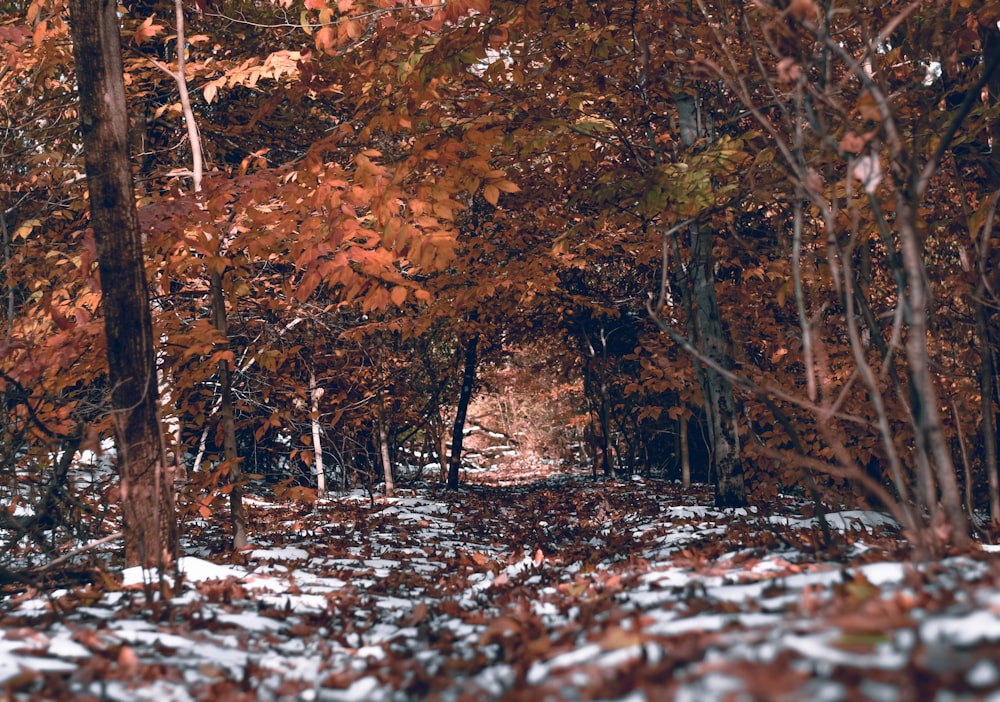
[
  {"x1": 133, "y1": 16, "x2": 164, "y2": 46},
  {"x1": 390, "y1": 285, "x2": 408, "y2": 306},
  {"x1": 483, "y1": 184, "x2": 500, "y2": 206},
  {"x1": 32, "y1": 19, "x2": 47, "y2": 47},
  {"x1": 315, "y1": 26, "x2": 335, "y2": 52},
  {"x1": 493, "y1": 179, "x2": 519, "y2": 194}
]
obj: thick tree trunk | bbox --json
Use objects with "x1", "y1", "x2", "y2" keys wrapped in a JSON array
[
  {"x1": 447, "y1": 334, "x2": 479, "y2": 490},
  {"x1": 674, "y1": 90, "x2": 746, "y2": 507},
  {"x1": 690, "y1": 222, "x2": 746, "y2": 507},
  {"x1": 210, "y1": 270, "x2": 246, "y2": 549},
  {"x1": 69, "y1": 0, "x2": 177, "y2": 568}
]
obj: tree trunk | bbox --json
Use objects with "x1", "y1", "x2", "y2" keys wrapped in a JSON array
[
  {"x1": 1, "y1": 210, "x2": 13, "y2": 333},
  {"x1": 447, "y1": 334, "x2": 479, "y2": 490},
  {"x1": 680, "y1": 414, "x2": 691, "y2": 488},
  {"x1": 974, "y1": 195, "x2": 1000, "y2": 528},
  {"x1": 897, "y1": 200, "x2": 968, "y2": 547},
  {"x1": 69, "y1": 0, "x2": 177, "y2": 568},
  {"x1": 978, "y1": 329, "x2": 999, "y2": 529},
  {"x1": 673, "y1": 89, "x2": 746, "y2": 507},
  {"x1": 375, "y1": 359, "x2": 395, "y2": 498},
  {"x1": 309, "y1": 368, "x2": 326, "y2": 497},
  {"x1": 596, "y1": 377, "x2": 615, "y2": 477},
  {"x1": 690, "y1": 222, "x2": 746, "y2": 507},
  {"x1": 580, "y1": 324, "x2": 615, "y2": 477},
  {"x1": 378, "y1": 414, "x2": 394, "y2": 498},
  {"x1": 435, "y1": 412, "x2": 449, "y2": 483},
  {"x1": 210, "y1": 270, "x2": 246, "y2": 549}
]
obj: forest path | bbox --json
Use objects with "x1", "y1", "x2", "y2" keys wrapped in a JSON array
[{"x1": 1, "y1": 473, "x2": 998, "y2": 701}]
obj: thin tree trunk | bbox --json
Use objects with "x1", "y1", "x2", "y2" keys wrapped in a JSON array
[
  {"x1": 596, "y1": 378, "x2": 615, "y2": 477},
  {"x1": 974, "y1": 197, "x2": 1000, "y2": 528},
  {"x1": 582, "y1": 367, "x2": 600, "y2": 478},
  {"x1": 977, "y1": 339, "x2": 998, "y2": 525},
  {"x1": 680, "y1": 414, "x2": 691, "y2": 488},
  {"x1": 378, "y1": 414, "x2": 394, "y2": 498},
  {"x1": 309, "y1": 368, "x2": 326, "y2": 497},
  {"x1": 447, "y1": 334, "x2": 479, "y2": 490},
  {"x1": 1, "y1": 211, "x2": 13, "y2": 334},
  {"x1": 897, "y1": 199, "x2": 968, "y2": 547},
  {"x1": 69, "y1": 0, "x2": 177, "y2": 568},
  {"x1": 210, "y1": 270, "x2": 246, "y2": 549},
  {"x1": 375, "y1": 357, "x2": 394, "y2": 498},
  {"x1": 977, "y1": 340, "x2": 1000, "y2": 530},
  {"x1": 437, "y1": 412, "x2": 449, "y2": 483},
  {"x1": 581, "y1": 324, "x2": 615, "y2": 477},
  {"x1": 156, "y1": 0, "x2": 245, "y2": 549}
]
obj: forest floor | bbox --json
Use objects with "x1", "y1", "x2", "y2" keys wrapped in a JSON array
[{"x1": 3, "y1": 452, "x2": 1000, "y2": 701}]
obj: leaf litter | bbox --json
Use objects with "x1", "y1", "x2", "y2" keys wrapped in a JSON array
[{"x1": 2, "y1": 472, "x2": 1000, "y2": 701}]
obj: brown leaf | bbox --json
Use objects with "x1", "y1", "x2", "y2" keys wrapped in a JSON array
[
  {"x1": 133, "y1": 16, "x2": 164, "y2": 46},
  {"x1": 405, "y1": 602, "x2": 428, "y2": 626},
  {"x1": 117, "y1": 645, "x2": 140, "y2": 677},
  {"x1": 483, "y1": 184, "x2": 500, "y2": 206}
]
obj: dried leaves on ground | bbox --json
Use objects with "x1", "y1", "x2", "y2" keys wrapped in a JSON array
[{"x1": 2, "y1": 473, "x2": 999, "y2": 701}]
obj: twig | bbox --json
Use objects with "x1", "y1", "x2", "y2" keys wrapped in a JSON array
[{"x1": 30, "y1": 532, "x2": 124, "y2": 574}]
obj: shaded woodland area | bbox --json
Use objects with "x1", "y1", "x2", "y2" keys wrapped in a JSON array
[{"x1": 1, "y1": 0, "x2": 1000, "y2": 578}]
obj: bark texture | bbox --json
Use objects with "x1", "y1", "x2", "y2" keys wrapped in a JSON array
[
  {"x1": 69, "y1": 0, "x2": 177, "y2": 567},
  {"x1": 896, "y1": 199, "x2": 967, "y2": 547},
  {"x1": 690, "y1": 222, "x2": 746, "y2": 507},
  {"x1": 676, "y1": 92, "x2": 746, "y2": 507}
]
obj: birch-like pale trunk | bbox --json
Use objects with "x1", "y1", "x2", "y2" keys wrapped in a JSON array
[{"x1": 309, "y1": 368, "x2": 326, "y2": 497}]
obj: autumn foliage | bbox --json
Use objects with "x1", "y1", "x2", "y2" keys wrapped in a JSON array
[{"x1": 1, "y1": 0, "x2": 999, "y2": 568}]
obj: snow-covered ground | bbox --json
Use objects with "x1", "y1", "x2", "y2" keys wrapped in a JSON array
[{"x1": 1, "y1": 475, "x2": 999, "y2": 701}]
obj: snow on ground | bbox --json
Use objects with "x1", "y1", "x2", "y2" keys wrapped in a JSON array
[{"x1": 2, "y1": 474, "x2": 1000, "y2": 701}]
